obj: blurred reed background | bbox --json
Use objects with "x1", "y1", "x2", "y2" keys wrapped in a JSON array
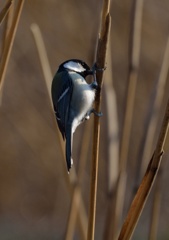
[{"x1": 0, "y1": 0, "x2": 169, "y2": 239}]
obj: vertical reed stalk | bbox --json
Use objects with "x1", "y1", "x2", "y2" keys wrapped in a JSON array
[
  {"x1": 87, "y1": 0, "x2": 111, "y2": 239},
  {"x1": 140, "y1": 37, "x2": 169, "y2": 176},
  {"x1": 105, "y1": 38, "x2": 119, "y2": 191},
  {"x1": 65, "y1": 121, "x2": 92, "y2": 240},
  {"x1": 132, "y1": 36, "x2": 169, "y2": 210},
  {"x1": 119, "y1": 0, "x2": 143, "y2": 188},
  {"x1": 103, "y1": 36, "x2": 120, "y2": 240},
  {"x1": 110, "y1": 1, "x2": 144, "y2": 238},
  {"x1": 31, "y1": 24, "x2": 88, "y2": 240},
  {"x1": 0, "y1": 2, "x2": 14, "y2": 105},
  {"x1": 106, "y1": 1, "x2": 144, "y2": 238}
]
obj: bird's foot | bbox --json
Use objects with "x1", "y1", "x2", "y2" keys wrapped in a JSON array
[
  {"x1": 91, "y1": 62, "x2": 107, "y2": 73},
  {"x1": 92, "y1": 109, "x2": 103, "y2": 117},
  {"x1": 85, "y1": 108, "x2": 103, "y2": 120},
  {"x1": 90, "y1": 63, "x2": 106, "y2": 89}
]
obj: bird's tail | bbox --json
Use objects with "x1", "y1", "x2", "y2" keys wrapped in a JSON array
[{"x1": 65, "y1": 124, "x2": 73, "y2": 172}]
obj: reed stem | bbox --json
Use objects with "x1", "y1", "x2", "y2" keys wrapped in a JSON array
[
  {"x1": 87, "y1": 0, "x2": 111, "y2": 238},
  {"x1": 0, "y1": 0, "x2": 25, "y2": 91}
]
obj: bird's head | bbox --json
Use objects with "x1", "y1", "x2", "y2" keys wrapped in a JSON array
[{"x1": 58, "y1": 59, "x2": 93, "y2": 78}]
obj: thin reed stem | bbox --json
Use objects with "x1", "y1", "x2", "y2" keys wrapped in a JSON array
[
  {"x1": 109, "y1": 0, "x2": 144, "y2": 238},
  {"x1": 65, "y1": 121, "x2": 92, "y2": 240},
  {"x1": 65, "y1": 185, "x2": 82, "y2": 240},
  {"x1": 87, "y1": 0, "x2": 111, "y2": 239},
  {"x1": 0, "y1": 0, "x2": 12, "y2": 25},
  {"x1": 105, "y1": 38, "x2": 119, "y2": 191},
  {"x1": 120, "y1": 0, "x2": 144, "y2": 177},
  {"x1": 103, "y1": 38, "x2": 120, "y2": 240},
  {"x1": 132, "y1": 36, "x2": 169, "y2": 206},
  {"x1": 0, "y1": 0, "x2": 25, "y2": 91},
  {"x1": 31, "y1": 24, "x2": 88, "y2": 240},
  {"x1": 0, "y1": 2, "x2": 14, "y2": 105},
  {"x1": 1, "y1": 2, "x2": 14, "y2": 56},
  {"x1": 30, "y1": 24, "x2": 52, "y2": 97},
  {"x1": 140, "y1": 36, "x2": 169, "y2": 176}
]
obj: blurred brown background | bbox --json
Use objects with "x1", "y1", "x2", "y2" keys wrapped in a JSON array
[{"x1": 0, "y1": 0, "x2": 169, "y2": 239}]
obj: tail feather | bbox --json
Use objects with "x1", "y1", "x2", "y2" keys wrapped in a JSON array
[{"x1": 65, "y1": 124, "x2": 73, "y2": 172}]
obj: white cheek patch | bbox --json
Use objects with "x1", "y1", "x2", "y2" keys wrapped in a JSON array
[{"x1": 63, "y1": 61, "x2": 86, "y2": 72}]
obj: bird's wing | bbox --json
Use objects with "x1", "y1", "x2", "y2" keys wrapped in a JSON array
[{"x1": 51, "y1": 71, "x2": 73, "y2": 139}]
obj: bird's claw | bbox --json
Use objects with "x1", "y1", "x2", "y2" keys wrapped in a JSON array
[
  {"x1": 85, "y1": 109, "x2": 103, "y2": 120},
  {"x1": 93, "y1": 110, "x2": 103, "y2": 117},
  {"x1": 91, "y1": 63, "x2": 107, "y2": 73}
]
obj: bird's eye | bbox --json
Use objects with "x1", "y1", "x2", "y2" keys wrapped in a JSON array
[{"x1": 80, "y1": 63, "x2": 85, "y2": 69}]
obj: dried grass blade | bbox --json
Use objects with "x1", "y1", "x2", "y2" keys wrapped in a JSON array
[{"x1": 0, "y1": 0, "x2": 12, "y2": 25}]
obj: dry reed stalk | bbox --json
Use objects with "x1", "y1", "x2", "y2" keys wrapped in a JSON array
[
  {"x1": 103, "y1": 38, "x2": 120, "y2": 240},
  {"x1": 108, "y1": 0, "x2": 144, "y2": 238},
  {"x1": 139, "y1": 37, "x2": 169, "y2": 177},
  {"x1": 65, "y1": 121, "x2": 92, "y2": 240},
  {"x1": 0, "y1": 0, "x2": 24, "y2": 91},
  {"x1": 1, "y1": 2, "x2": 14, "y2": 57},
  {"x1": 87, "y1": 0, "x2": 111, "y2": 239},
  {"x1": 30, "y1": 24, "x2": 88, "y2": 240},
  {"x1": 0, "y1": 0, "x2": 12, "y2": 25},
  {"x1": 0, "y1": 2, "x2": 14, "y2": 105},
  {"x1": 118, "y1": 97, "x2": 169, "y2": 240},
  {"x1": 65, "y1": 185, "x2": 81, "y2": 240},
  {"x1": 119, "y1": 0, "x2": 144, "y2": 186},
  {"x1": 30, "y1": 24, "x2": 52, "y2": 97},
  {"x1": 103, "y1": 173, "x2": 126, "y2": 240},
  {"x1": 105, "y1": 38, "x2": 119, "y2": 191}
]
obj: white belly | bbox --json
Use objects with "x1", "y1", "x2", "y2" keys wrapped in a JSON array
[{"x1": 70, "y1": 73, "x2": 95, "y2": 132}]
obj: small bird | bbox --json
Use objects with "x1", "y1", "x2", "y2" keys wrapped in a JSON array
[{"x1": 51, "y1": 59, "x2": 101, "y2": 172}]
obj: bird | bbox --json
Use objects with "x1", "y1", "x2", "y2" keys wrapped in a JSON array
[{"x1": 51, "y1": 59, "x2": 102, "y2": 172}]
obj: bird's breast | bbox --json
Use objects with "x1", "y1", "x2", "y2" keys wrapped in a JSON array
[
  {"x1": 72, "y1": 78, "x2": 95, "y2": 110},
  {"x1": 70, "y1": 73, "x2": 95, "y2": 129}
]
